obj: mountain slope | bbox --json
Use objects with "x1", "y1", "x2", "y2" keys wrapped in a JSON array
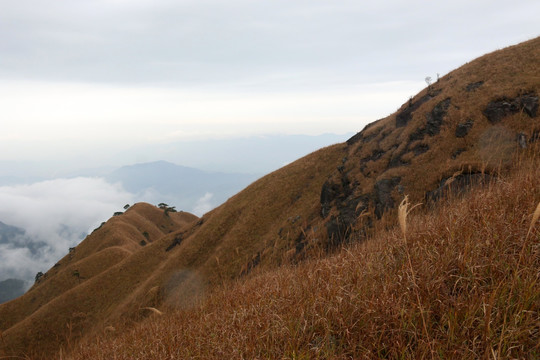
[
  {"x1": 71, "y1": 154, "x2": 539, "y2": 359},
  {"x1": 0, "y1": 144, "x2": 346, "y2": 358},
  {"x1": 319, "y1": 36, "x2": 539, "y2": 245},
  {"x1": 0, "y1": 36, "x2": 538, "y2": 359}
]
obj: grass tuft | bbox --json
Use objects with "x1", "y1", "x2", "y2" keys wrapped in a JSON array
[{"x1": 527, "y1": 201, "x2": 540, "y2": 238}]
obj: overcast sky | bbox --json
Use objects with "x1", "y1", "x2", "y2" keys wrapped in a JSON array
[
  {"x1": 1, "y1": 0, "x2": 539, "y2": 168},
  {"x1": 1, "y1": 0, "x2": 539, "y2": 284}
]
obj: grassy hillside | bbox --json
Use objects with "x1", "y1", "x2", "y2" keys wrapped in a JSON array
[
  {"x1": 0, "y1": 204, "x2": 199, "y2": 357},
  {"x1": 0, "y1": 36, "x2": 538, "y2": 359},
  {"x1": 0, "y1": 144, "x2": 345, "y2": 359},
  {"x1": 70, "y1": 150, "x2": 539, "y2": 359}
]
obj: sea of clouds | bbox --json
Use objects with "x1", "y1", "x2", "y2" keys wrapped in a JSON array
[
  {"x1": 0, "y1": 177, "x2": 133, "y2": 284},
  {"x1": 0, "y1": 177, "x2": 216, "y2": 287}
]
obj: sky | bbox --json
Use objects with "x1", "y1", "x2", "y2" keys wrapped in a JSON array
[
  {"x1": 0, "y1": 1, "x2": 539, "y2": 285},
  {"x1": 1, "y1": 0, "x2": 538, "y2": 169}
]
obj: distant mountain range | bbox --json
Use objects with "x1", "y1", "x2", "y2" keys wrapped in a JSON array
[
  {"x1": 0, "y1": 133, "x2": 351, "y2": 185},
  {"x1": 105, "y1": 160, "x2": 259, "y2": 215}
]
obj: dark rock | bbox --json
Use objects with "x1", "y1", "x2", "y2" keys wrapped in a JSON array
[
  {"x1": 373, "y1": 177, "x2": 401, "y2": 218},
  {"x1": 531, "y1": 130, "x2": 540, "y2": 143},
  {"x1": 321, "y1": 173, "x2": 370, "y2": 245},
  {"x1": 387, "y1": 154, "x2": 409, "y2": 168},
  {"x1": 406, "y1": 98, "x2": 451, "y2": 142},
  {"x1": 165, "y1": 234, "x2": 183, "y2": 252},
  {"x1": 517, "y1": 133, "x2": 528, "y2": 148},
  {"x1": 346, "y1": 132, "x2": 363, "y2": 146},
  {"x1": 409, "y1": 127, "x2": 426, "y2": 142},
  {"x1": 412, "y1": 143, "x2": 430, "y2": 155},
  {"x1": 455, "y1": 119, "x2": 474, "y2": 138},
  {"x1": 396, "y1": 93, "x2": 432, "y2": 127},
  {"x1": 465, "y1": 81, "x2": 484, "y2": 92},
  {"x1": 361, "y1": 149, "x2": 385, "y2": 163},
  {"x1": 347, "y1": 121, "x2": 383, "y2": 146},
  {"x1": 395, "y1": 90, "x2": 442, "y2": 128},
  {"x1": 483, "y1": 93, "x2": 539, "y2": 123},
  {"x1": 295, "y1": 230, "x2": 306, "y2": 253},
  {"x1": 426, "y1": 98, "x2": 451, "y2": 136},
  {"x1": 426, "y1": 173, "x2": 494, "y2": 201},
  {"x1": 325, "y1": 216, "x2": 343, "y2": 245},
  {"x1": 483, "y1": 99, "x2": 519, "y2": 123},
  {"x1": 451, "y1": 148, "x2": 466, "y2": 159},
  {"x1": 521, "y1": 94, "x2": 539, "y2": 117},
  {"x1": 320, "y1": 180, "x2": 341, "y2": 218},
  {"x1": 325, "y1": 194, "x2": 370, "y2": 247}
]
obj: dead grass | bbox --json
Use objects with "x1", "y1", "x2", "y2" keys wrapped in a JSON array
[
  {"x1": 528, "y1": 201, "x2": 540, "y2": 239},
  {"x1": 2, "y1": 37, "x2": 538, "y2": 359},
  {"x1": 68, "y1": 155, "x2": 539, "y2": 359}
]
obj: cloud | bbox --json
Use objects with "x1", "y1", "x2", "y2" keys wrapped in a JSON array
[
  {"x1": 1, "y1": 0, "x2": 538, "y2": 85},
  {"x1": 0, "y1": 177, "x2": 134, "y2": 282},
  {"x1": 192, "y1": 192, "x2": 214, "y2": 216}
]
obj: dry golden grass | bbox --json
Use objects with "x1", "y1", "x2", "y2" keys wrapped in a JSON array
[
  {"x1": 528, "y1": 201, "x2": 540, "y2": 238},
  {"x1": 334, "y1": 35, "x2": 540, "y2": 216},
  {"x1": 1, "y1": 36, "x2": 538, "y2": 359},
  {"x1": 69, "y1": 154, "x2": 539, "y2": 359},
  {"x1": 0, "y1": 203, "x2": 199, "y2": 358},
  {"x1": 0, "y1": 144, "x2": 345, "y2": 359}
]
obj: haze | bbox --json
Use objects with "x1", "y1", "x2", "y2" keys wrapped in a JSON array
[
  {"x1": 1, "y1": 0, "x2": 539, "y2": 168},
  {"x1": 0, "y1": 0, "x2": 539, "y2": 288}
]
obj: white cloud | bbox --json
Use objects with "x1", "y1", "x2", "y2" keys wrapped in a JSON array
[
  {"x1": 192, "y1": 192, "x2": 214, "y2": 216},
  {"x1": 0, "y1": 177, "x2": 134, "y2": 282},
  {"x1": 0, "y1": 1, "x2": 538, "y2": 166},
  {"x1": 0, "y1": 80, "x2": 424, "y2": 163}
]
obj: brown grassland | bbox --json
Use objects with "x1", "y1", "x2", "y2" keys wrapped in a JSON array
[
  {"x1": 69, "y1": 150, "x2": 539, "y2": 359},
  {"x1": 0, "y1": 36, "x2": 538, "y2": 359}
]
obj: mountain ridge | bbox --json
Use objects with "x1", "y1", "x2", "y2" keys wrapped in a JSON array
[{"x1": 0, "y1": 36, "x2": 538, "y2": 359}]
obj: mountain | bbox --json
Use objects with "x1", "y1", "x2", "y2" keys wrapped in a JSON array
[
  {"x1": 105, "y1": 160, "x2": 260, "y2": 215},
  {"x1": 0, "y1": 134, "x2": 351, "y2": 186},
  {"x1": 119, "y1": 133, "x2": 354, "y2": 173},
  {"x1": 0, "y1": 37, "x2": 538, "y2": 359}
]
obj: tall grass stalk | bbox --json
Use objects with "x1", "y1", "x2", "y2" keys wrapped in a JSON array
[
  {"x1": 527, "y1": 201, "x2": 540, "y2": 239},
  {"x1": 398, "y1": 196, "x2": 432, "y2": 358}
]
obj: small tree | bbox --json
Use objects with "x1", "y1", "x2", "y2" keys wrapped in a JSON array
[
  {"x1": 123, "y1": 204, "x2": 130, "y2": 210},
  {"x1": 425, "y1": 76, "x2": 433, "y2": 94},
  {"x1": 158, "y1": 203, "x2": 169, "y2": 210},
  {"x1": 164, "y1": 206, "x2": 177, "y2": 217},
  {"x1": 35, "y1": 272, "x2": 44, "y2": 283}
]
